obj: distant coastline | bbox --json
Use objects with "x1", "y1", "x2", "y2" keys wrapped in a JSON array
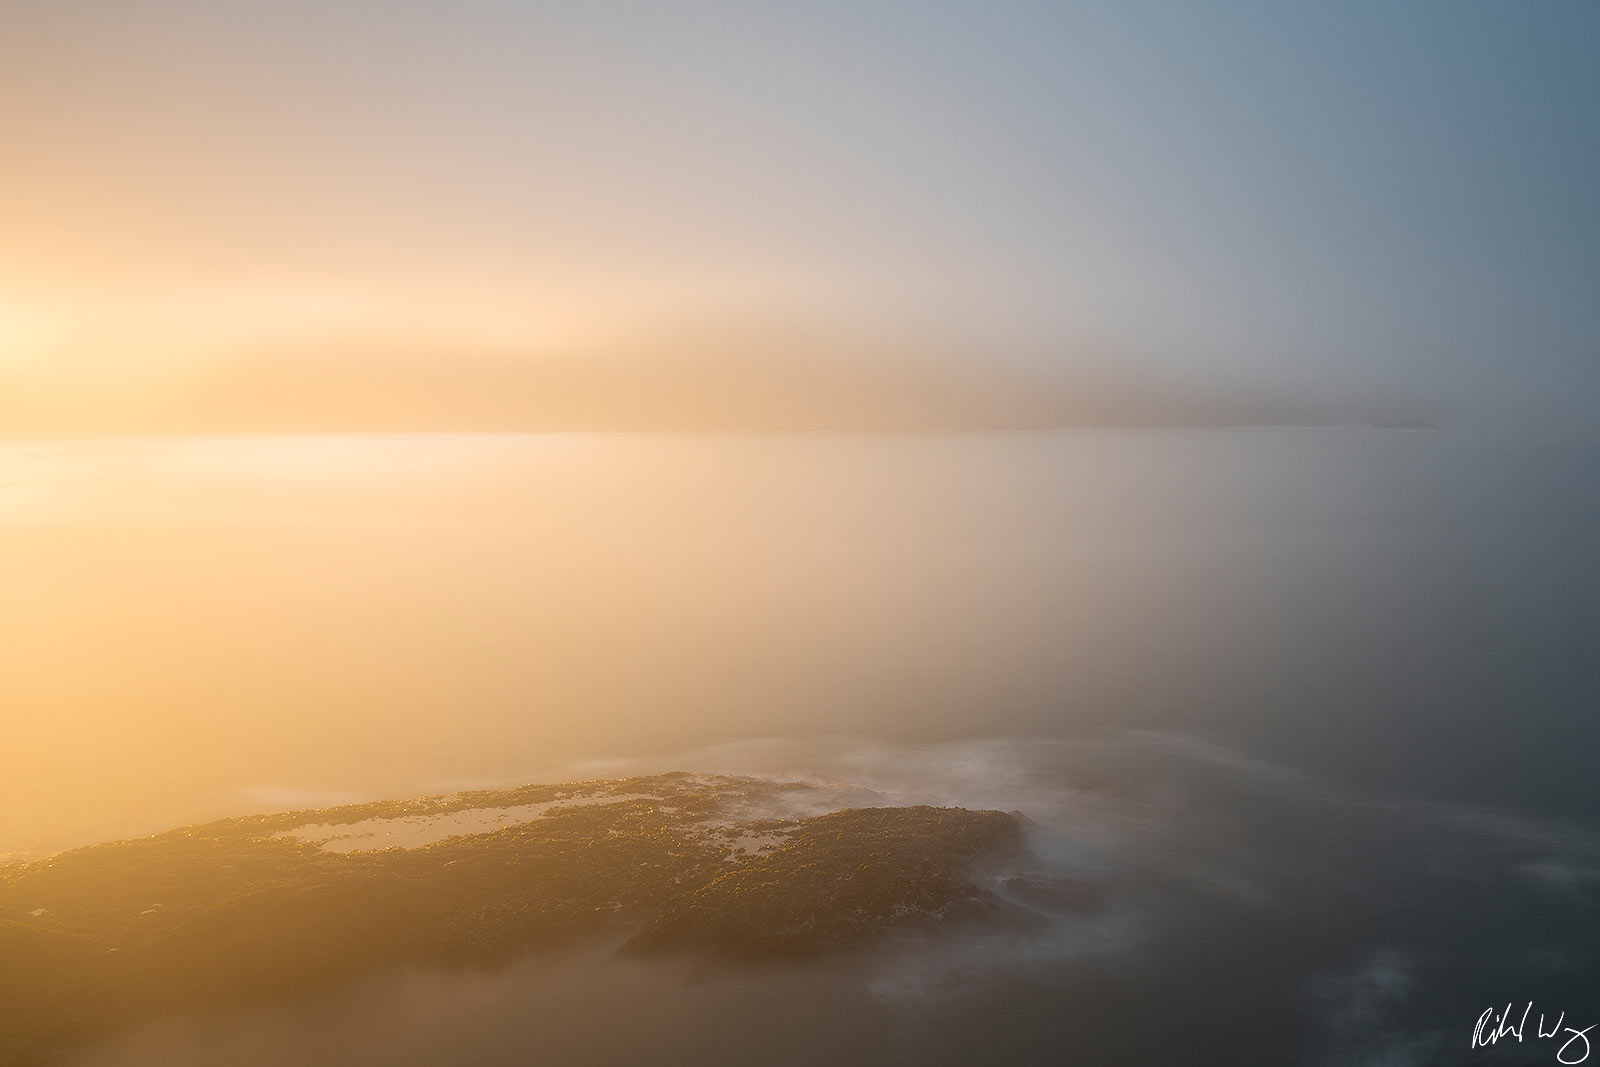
[{"x1": 0, "y1": 346, "x2": 1431, "y2": 437}]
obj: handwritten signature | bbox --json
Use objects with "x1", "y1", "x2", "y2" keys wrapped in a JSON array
[{"x1": 1474, "y1": 1003, "x2": 1594, "y2": 1064}]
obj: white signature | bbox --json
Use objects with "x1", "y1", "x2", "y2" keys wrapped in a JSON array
[{"x1": 1474, "y1": 1002, "x2": 1594, "y2": 1064}]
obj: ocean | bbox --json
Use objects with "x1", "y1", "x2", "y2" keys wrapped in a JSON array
[{"x1": 4, "y1": 428, "x2": 1597, "y2": 1064}]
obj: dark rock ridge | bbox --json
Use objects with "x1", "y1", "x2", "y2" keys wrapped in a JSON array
[{"x1": 0, "y1": 773, "x2": 1021, "y2": 1065}]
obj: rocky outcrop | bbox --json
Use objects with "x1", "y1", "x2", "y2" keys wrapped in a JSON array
[{"x1": 0, "y1": 774, "x2": 1021, "y2": 1065}]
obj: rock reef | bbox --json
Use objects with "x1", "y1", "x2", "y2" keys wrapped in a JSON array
[{"x1": 0, "y1": 773, "x2": 1021, "y2": 1065}]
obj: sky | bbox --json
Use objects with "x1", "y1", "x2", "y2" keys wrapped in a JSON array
[{"x1": 2, "y1": 1, "x2": 1597, "y2": 430}]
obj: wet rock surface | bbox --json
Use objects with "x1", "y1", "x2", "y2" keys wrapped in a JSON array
[{"x1": 0, "y1": 773, "x2": 1021, "y2": 1065}]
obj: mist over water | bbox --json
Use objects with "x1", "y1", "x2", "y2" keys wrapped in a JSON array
[
  {"x1": 5, "y1": 429, "x2": 1597, "y2": 857},
  {"x1": 8, "y1": 1, "x2": 1600, "y2": 1060},
  {"x1": 7, "y1": 429, "x2": 1599, "y2": 1063}
]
